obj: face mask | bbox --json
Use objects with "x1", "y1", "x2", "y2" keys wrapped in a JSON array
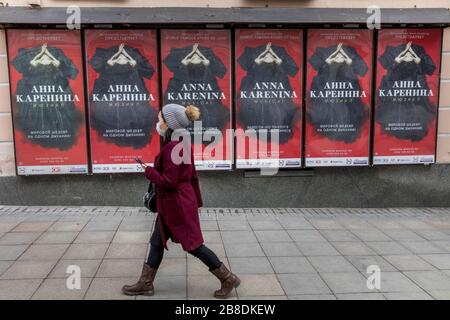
[{"x1": 156, "y1": 122, "x2": 166, "y2": 137}]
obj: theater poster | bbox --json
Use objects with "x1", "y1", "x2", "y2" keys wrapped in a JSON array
[
  {"x1": 373, "y1": 29, "x2": 442, "y2": 165},
  {"x1": 85, "y1": 29, "x2": 160, "y2": 173},
  {"x1": 235, "y1": 29, "x2": 303, "y2": 169},
  {"x1": 7, "y1": 29, "x2": 88, "y2": 175},
  {"x1": 305, "y1": 29, "x2": 373, "y2": 167},
  {"x1": 161, "y1": 29, "x2": 232, "y2": 170}
]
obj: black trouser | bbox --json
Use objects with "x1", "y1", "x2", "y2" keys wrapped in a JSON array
[{"x1": 146, "y1": 219, "x2": 222, "y2": 271}]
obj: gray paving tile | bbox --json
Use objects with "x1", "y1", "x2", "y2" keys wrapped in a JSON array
[
  {"x1": 105, "y1": 243, "x2": 148, "y2": 260},
  {"x1": 287, "y1": 230, "x2": 327, "y2": 242},
  {"x1": 228, "y1": 257, "x2": 274, "y2": 274},
  {"x1": 379, "y1": 272, "x2": 425, "y2": 292},
  {"x1": 218, "y1": 219, "x2": 251, "y2": 231},
  {"x1": 31, "y1": 278, "x2": 91, "y2": 300},
  {"x1": 1, "y1": 260, "x2": 57, "y2": 279},
  {"x1": 0, "y1": 279, "x2": 42, "y2": 299},
  {"x1": 277, "y1": 273, "x2": 331, "y2": 295},
  {"x1": 35, "y1": 232, "x2": 78, "y2": 244},
  {"x1": 382, "y1": 229, "x2": 426, "y2": 241},
  {"x1": 336, "y1": 293, "x2": 386, "y2": 300},
  {"x1": 0, "y1": 245, "x2": 28, "y2": 261},
  {"x1": 0, "y1": 221, "x2": 22, "y2": 233},
  {"x1": 0, "y1": 232, "x2": 42, "y2": 245},
  {"x1": 12, "y1": 221, "x2": 53, "y2": 232},
  {"x1": 429, "y1": 290, "x2": 450, "y2": 299},
  {"x1": 351, "y1": 229, "x2": 391, "y2": 242},
  {"x1": 416, "y1": 230, "x2": 450, "y2": 241},
  {"x1": 260, "y1": 242, "x2": 302, "y2": 257},
  {"x1": 336, "y1": 218, "x2": 374, "y2": 230},
  {"x1": 236, "y1": 274, "x2": 285, "y2": 297},
  {"x1": 320, "y1": 230, "x2": 359, "y2": 242},
  {"x1": 74, "y1": 231, "x2": 115, "y2": 244},
  {"x1": 248, "y1": 219, "x2": 283, "y2": 230},
  {"x1": 221, "y1": 231, "x2": 258, "y2": 244},
  {"x1": 331, "y1": 242, "x2": 376, "y2": 256},
  {"x1": 295, "y1": 241, "x2": 340, "y2": 256},
  {"x1": 96, "y1": 259, "x2": 144, "y2": 278},
  {"x1": 308, "y1": 219, "x2": 344, "y2": 230},
  {"x1": 345, "y1": 255, "x2": 397, "y2": 272},
  {"x1": 383, "y1": 291, "x2": 434, "y2": 300},
  {"x1": 156, "y1": 258, "x2": 187, "y2": 276},
  {"x1": 288, "y1": 294, "x2": 336, "y2": 300},
  {"x1": 152, "y1": 275, "x2": 187, "y2": 299},
  {"x1": 419, "y1": 254, "x2": 450, "y2": 270},
  {"x1": 83, "y1": 218, "x2": 122, "y2": 232},
  {"x1": 62, "y1": 244, "x2": 109, "y2": 260},
  {"x1": 277, "y1": 217, "x2": 314, "y2": 230},
  {"x1": 48, "y1": 221, "x2": 88, "y2": 232},
  {"x1": 399, "y1": 219, "x2": 436, "y2": 230},
  {"x1": 112, "y1": 231, "x2": 150, "y2": 244},
  {"x1": 404, "y1": 271, "x2": 450, "y2": 291},
  {"x1": 0, "y1": 261, "x2": 13, "y2": 275},
  {"x1": 384, "y1": 255, "x2": 436, "y2": 271},
  {"x1": 432, "y1": 240, "x2": 450, "y2": 253},
  {"x1": 48, "y1": 259, "x2": 102, "y2": 278},
  {"x1": 200, "y1": 220, "x2": 219, "y2": 231},
  {"x1": 309, "y1": 256, "x2": 358, "y2": 273},
  {"x1": 223, "y1": 242, "x2": 265, "y2": 257},
  {"x1": 320, "y1": 272, "x2": 374, "y2": 294},
  {"x1": 399, "y1": 241, "x2": 447, "y2": 254},
  {"x1": 365, "y1": 241, "x2": 411, "y2": 255},
  {"x1": 268, "y1": 257, "x2": 316, "y2": 274},
  {"x1": 255, "y1": 230, "x2": 292, "y2": 242},
  {"x1": 118, "y1": 219, "x2": 154, "y2": 232},
  {"x1": 19, "y1": 244, "x2": 68, "y2": 261},
  {"x1": 202, "y1": 231, "x2": 223, "y2": 243}
]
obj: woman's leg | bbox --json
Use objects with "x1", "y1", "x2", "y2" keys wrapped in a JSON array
[
  {"x1": 122, "y1": 219, "x2": 162, "y2": 296},
  {"x1": 146, "y1": 219, "x2": 165, "y2": 269},
  {"x1": 188, "y1": 244, "x2": 241, "y2": 298},
  {"x1": 188, "y1": 244, "x2": 222, "y2": 271}
]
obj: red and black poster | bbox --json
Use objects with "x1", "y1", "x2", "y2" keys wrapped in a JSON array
[
  {"x1": 161, "y1": 29, "x2": 232, "y2": 170},
  {"x1": 7, "y1": 29, "x2": 88, "y2": 175},
  {"x1": 373, "y1": 29, "x2": 442, "y2": 165},
  {"x1": 235, "y1": 29, "x2": 303, "y2": 168},
  {"x1": 85, "y1": 29, "x2": 160, "y2": 173},
  {"x1": 305, "y1": 29, "x2": 373, "y2": 167}
]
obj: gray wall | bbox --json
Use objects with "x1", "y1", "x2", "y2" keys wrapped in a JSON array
[{"x1": 1, "y1": 164, "x2": 450, "y2": 207}]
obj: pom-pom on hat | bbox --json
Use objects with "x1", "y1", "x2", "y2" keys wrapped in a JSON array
[{"x1": 161, "y1": 104, "x2": 200, "y2": 130}]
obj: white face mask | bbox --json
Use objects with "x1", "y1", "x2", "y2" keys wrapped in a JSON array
[{"x1": 156, "y1": 122, "x2": 166, "y2": 137}]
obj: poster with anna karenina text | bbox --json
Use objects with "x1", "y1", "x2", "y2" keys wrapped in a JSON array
[
  {"x1": 161, "y1": 29, "x2": 232, "y2": 170},
  {"x1": 235, "y1": 29, "x2": 303, "y2": 169},
  {"x1": 85, "y1": 29, "x2": 160, "y2": 173},
  {"x1": 373, "y1": 29, "x2": 441, "y2": 165},
  {"x1": 305, "y1": 29, "x2": 373, "y2": 167},
  {"x1": 7, "y1": 29, "x2": 88, "y2": 175}
]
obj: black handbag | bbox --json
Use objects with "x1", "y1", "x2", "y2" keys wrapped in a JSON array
[{"x1": 143, "y1": 181, "x2": 157, "y2": 213}]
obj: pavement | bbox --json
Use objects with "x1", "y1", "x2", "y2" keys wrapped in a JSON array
[{"x1": 0, "y1": 206, "x2": 450, "y2": 300}]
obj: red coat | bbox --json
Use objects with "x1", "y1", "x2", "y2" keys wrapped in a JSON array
[{"x1": 144, "y1": 140, "x2": 204, "y2": 252}]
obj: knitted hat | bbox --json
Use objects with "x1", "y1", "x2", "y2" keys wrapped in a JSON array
[{"x1": 162, "y1": 103, "x2": 200, "y2": 129}]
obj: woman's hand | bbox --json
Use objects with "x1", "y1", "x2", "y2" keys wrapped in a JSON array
[{"x1": 140, "y1": 162, "x2": 148, "y2": 169}]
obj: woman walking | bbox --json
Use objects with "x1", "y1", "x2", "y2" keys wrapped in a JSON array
[{"x1": 122, "y1": 103, "x2": 240, "y2": 299}]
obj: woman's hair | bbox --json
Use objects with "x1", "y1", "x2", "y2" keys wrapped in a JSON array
[{"x1": 162, "y1": 105, "x2": 201, "y2": 145}]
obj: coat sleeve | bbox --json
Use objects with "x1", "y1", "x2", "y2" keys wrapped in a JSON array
[
  {"x1": 191, "y1": 159, "x2": 203, "y2": 208},
  {"x1": 144, "y1": 144, "x2": 180, "y2": 189}
]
